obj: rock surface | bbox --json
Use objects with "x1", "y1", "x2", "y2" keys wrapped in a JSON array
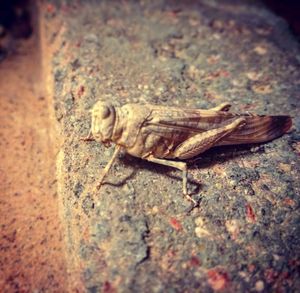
[{"x1": 45, "y1": 0, "x2": 300, "y2": 292}]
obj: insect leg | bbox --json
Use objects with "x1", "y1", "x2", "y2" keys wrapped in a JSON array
[
  {"x1": 209, "y1": 102, "x2": 231, "y2": 112},
  {"x1": 173, "y1": 117, "x2": 246, "y2": 160},
  {"x1": 145, "y1": 156, "x2": 197, "y2": 205},
  {"x1": 80, "y1": 129, "x2": 95, "y2": 141},
  {"x1": 96, "y1": 145, "x2": 122, "y2": 190}
]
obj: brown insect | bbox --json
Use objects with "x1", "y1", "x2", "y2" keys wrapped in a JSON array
[{"x1": 82, "y1": 101, "x2": 292, "y2": 205}]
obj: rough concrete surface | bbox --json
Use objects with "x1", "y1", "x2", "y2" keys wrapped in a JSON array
[{"x1": 44, "y1": 0, "x2": 299, "y2": 292}]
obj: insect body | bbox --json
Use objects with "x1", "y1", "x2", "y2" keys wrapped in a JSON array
[{"x1": 83, "y1": 101, "x2": 292, "y2": 205}]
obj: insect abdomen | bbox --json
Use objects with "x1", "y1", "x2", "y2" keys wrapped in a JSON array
[{"x1": 217, "y1": 115, "x2": 292, "y2": 145}]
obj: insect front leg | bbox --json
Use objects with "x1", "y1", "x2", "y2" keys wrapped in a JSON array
[
  {"x1": 172, "y1": 117, "x2": 246, "y2": 160},
  {"x1": 209, "y1": 102, "x2": 231, "y2": 112},
  {"x1": 96, "y1": 145, "x2": 122, "y2": 190},
  {"x1": 145, "y1": 156, "x2": 197, "y2": 205},
  {"x1": 80, "y1": 129, "x2": 95, "y2": 141}
]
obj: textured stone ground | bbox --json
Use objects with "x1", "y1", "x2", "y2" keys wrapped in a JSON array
[{"x1": 45, "y1": 0, "x2": 300, "y2": 292}]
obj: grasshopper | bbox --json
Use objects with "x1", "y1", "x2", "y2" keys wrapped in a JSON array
[{"x1": 82, "y1": 101, "x2": 292, "y2": 205}]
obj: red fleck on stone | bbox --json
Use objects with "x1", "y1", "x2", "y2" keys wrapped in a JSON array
[
  {"x1": 219, "y1": 70, "x2": 230, "y2": 78},
  {"x1": 78, "y1": 85, "x2": 85, "y2": 98},
  {"x1": 207, "y1": 269, "x2": 229, "y2": 291},
  {"x1": 248, "y1": 263, "x2": 256, "y2": 273},
  {"x1": 61, "y1": 4, "x2": 71, "y2": 14},
  {"x1": 46, "y1": 3, "x2": 55, "y2": 14},
  {"x1": 246, "y1": 203, "x2": 256, "y2": 223},
  {"x1": 167, "y1": 249, "x2": 176, "y2": 258},
  {"x1": 190, "y1": 256, "x2": 201, "y2": 267},
  {"x1": 103, "y1": 281, "x2": 115, "y2": 293},
  {"x1": 169, "y1": 217, "x2": 182, "y2": 231},
  {"x1": 212, "y1": 70, "x2": 230, "y2": 78},
  {"x1": 283, "y1": 198, "x2": 296, "y2": 207},
  {"x1": 165, "y1": 9, "x2": 182, "y2": 19},
  {"x1": 82, "y1": 227, "x2": 90, "y2": 241},
  {"x1": 281, "y1": 271, "x2": 289, "y2": 279},
  {"x1": 204, "y1": 70, "x2": 230, "y2": 81},
  {"x1": 289, "y1": 258, "x2": 300, "y2": 267},
  {"x1": 264, "y1": 268, "x2": 278, "y2": 283}
]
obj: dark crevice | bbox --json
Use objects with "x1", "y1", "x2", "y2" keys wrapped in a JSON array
[
  {"x1": 0, "y1": 0, "x2": 33, "y2": 61},
  {"x1": 262, "y1": 0, "x2": 300, "y2": 39}
]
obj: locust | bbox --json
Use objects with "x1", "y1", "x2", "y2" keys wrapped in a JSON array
[{"x1": 82, "y1": 101, "x2": 292, "y2": 205}]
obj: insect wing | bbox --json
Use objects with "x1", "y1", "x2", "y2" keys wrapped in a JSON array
[{"x1": 143, "y1": 106, "x2": 232, "y2": 138}]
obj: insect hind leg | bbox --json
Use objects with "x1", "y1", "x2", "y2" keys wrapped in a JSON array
[
  {"x1": 145, "y1": 156, "x2": 197, "y2": 205},
  {"x1": 172, "y1": 117, "x2": 246, "y2": 160},
  {"x1": 209, "y1": 102, "x2": 231, "y2": 112}
]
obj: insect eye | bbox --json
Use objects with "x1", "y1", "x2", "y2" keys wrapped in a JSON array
[{"x1": 99, "y1": 106, "x2": 111, "y2": 119}]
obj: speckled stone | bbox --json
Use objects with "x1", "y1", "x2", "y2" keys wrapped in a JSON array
[{"x1": 45, "y1": 0, "x2": 300, "y2": 292}]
